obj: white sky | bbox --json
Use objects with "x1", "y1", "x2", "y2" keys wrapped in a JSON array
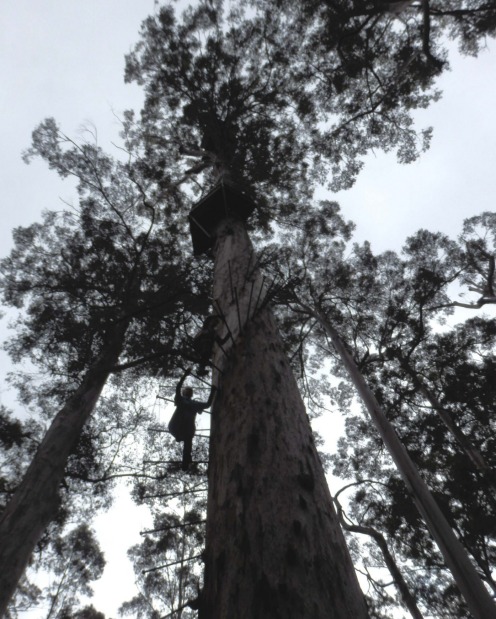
[
  {"x1": 335, "y1": 47, "x2": 496, "y2": 252},
  {"x1": 1, "y1": 2, "x2": 495, "y2": 617},
  {"x1": 1, "y1": 3, "x2": 494, "y2": 256}
]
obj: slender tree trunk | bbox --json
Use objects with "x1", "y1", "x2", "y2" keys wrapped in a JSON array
[
  {"x1": 200, "y1": 219, "x2": 368, "y2": 619},
  {"x1": 0, "y1": 320, "x2": 128, "y2": 616},
  {"x1": 399, "y1": 359, "x2": 494, "y2": 479},
  {"x1": 334, "y1": 499, "x2": 424, "y2": 619},
  {"x1": 308, "y1": 307, "x2": 496, "y2": 619},
  {"x1": 45, "y1": 567, "x2": 68, "y2": 619},
  {"x1": 177, "y1": 484, "x2": 187, "y2": 619}
]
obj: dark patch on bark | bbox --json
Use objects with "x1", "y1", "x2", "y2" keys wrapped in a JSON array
[
  {"x1": 197, "y1": 598, "x2": 211, "y2": 619},
  {"x1": 245, "y1": 381, "x2": 256, "y2": 397},
  {"x1": 230, "y1": 463, "x2": 244, "y2": 497},
  {"x1": 247, "y1": 430, "x2": 260, "y2": 458},
  {"x1": 240, "y1": 530, "x2": 251, "y2": 556},
  {"x1": 286, "y1": 543, "x2": 299, "y2": 566},
  {"x1": 215, "y1": 550, "x2": 226, "y2": 580},
  {"x1": 277, "y1": 582, "x2": 289, "y2": 596},
  {"x1": 297, "y1": 472, "x2": 315, "y2": 493},
  {"x1": 253, "y1": 572, "x2": 282, "y2": 618},
  {"x1": 292, "y1": 519, "x2": 302, "y2": 536},
  {"x1": 311, "y1": 552, "x2": 326, "y2": 573},
  {"x1": 298, "y1": 494, "x2": 308, "y2": 510}
]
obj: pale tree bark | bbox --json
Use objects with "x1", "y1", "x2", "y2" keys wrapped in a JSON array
[
  {"x1": 0, "y1": 320, "x2": 128, "y2": 616},
  {"x1": 200, "y1": 219, "x2": 368, "y2": 619},
  {"x1": 304, "y1": 306, "x2": 496, "y2": 619}
]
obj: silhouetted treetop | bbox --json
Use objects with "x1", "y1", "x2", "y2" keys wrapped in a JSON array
[{"x1": 124, "y1": 0, "x2": 491, "y2": 228}]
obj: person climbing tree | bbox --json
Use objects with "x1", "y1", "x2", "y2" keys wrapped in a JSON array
[{"x1": 169, "y1": 368, "x2": 216, "y2": 470}]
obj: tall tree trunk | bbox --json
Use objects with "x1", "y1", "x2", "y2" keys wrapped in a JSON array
[
  {"x1": 200, "y1": 219, "x2": 368, "y2": 619},
  {"x1": 307, "y1": 307, "x2": 496, "y2": 619},
  {"x1": 0, "y1": 320, "x2": 128, "y2": 616}
]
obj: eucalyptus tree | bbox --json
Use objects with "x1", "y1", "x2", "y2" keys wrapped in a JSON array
[
  {"x1": 0, "y1": 119, "x2": 209, "y2": 614},
  {"x1": 5, "y1": 524, "x2": 106, "y2": 619},
  {"x1": 266, "y1": 208, "x2": 496, "y2": 615},
  {"x1": 333, "y1": 482, "x2": 425, "y2": 619},
  {"x1": 338, "y1": 220, "x2": 496, "y2": 490},
  {"x1": 350, "y1": 232, "x2": 496, "y2": 606},
  {"x1": 440, "y1": 212, "x2": 496, "y2": 310},
  {"x1": 241, "y1": 1, "x2": 496, "y2": 202},
  {"x1": 122, "y1": 474, "x2": 207, "y2": 619},
  {"x1": 334, "y1": 222, "x2": 496, "y2": 485},
  {"x1": 2, "y1": 0, "x2": 494, "y2": 614},
  {"x1": 356, "y1": 313, "x2": 496, "y2": 600},
  {"x1": 124, "y1": 3, "x2": 377, "y2": 616},
  {"x1": 38, "y1": 524, "x2": 105, "y2": 619},
  {"x1": 122, "y1": 0, "x2": 496, "y2": 615},
  {"x1": 0, "y1": 407, "x2": 41, "y2": 509},
  {"x1": 247, "y1": 0, "x2": 496, "y2": 162}
]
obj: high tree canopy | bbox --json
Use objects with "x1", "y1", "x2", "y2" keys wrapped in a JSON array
[{"x1": 1, "y1": 0, "x2": 495, "y2": 617}]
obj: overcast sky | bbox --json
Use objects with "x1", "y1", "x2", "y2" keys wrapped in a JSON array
[
  {"x1": 1, "y1": 2, "x2": 495, "y2": 616},
  {"x1": 1, "y1": 3, "x2": 495, "y2": 256},
  {"x1": 336, "y1": 45, "x2": 496, "y2": 252}
]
